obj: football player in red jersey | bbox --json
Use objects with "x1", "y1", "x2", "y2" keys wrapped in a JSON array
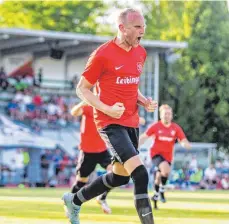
[
  {"x1": 139, "y1": 104, "x2": 191, "y2": 209},
  {"x1": 70, "y1": 101, "x2": 112, "y2": 214},
  {"x1": 62, "y1": 8, "x2": 157, "y2": 224}
]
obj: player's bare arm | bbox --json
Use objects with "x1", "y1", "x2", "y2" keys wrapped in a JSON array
[
  {"x1": 180, "y1": 138, "x2": 191, "y2": 149},
  {"x1": 76, "y1": 77, "x2": 125, "y2": 119},
  {"x1": 137, "y1": 89, "x2": 157, "y2": 112},
  {"x1": 139, "y1": 133, "x2": 150, "y2": 145},
  {"x1": 70, "y1": 101, "x2": 87, "y2": 117}
]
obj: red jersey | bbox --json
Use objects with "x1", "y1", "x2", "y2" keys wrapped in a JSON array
[
  {"x1": 82, "y1": 39, "x2": 147, "y2": 129},
  {"x1": 79, "y1": 105, "x2": 107, "y2": 153},
  {"x1": 146, "y1": 121, "x2": 186, "y2": 162}
]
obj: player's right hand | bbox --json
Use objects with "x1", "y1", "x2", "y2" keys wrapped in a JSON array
[{"x1": 106, "y1": 102, "x2": 125, "y2": 119}]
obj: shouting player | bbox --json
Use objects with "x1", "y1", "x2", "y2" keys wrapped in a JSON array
[
  {"x1": 139, "y1": 104, "x2": 191, "y2": 209},
  {"x1": 62, "y1": 8, "x2": 157, "y2": 224}
]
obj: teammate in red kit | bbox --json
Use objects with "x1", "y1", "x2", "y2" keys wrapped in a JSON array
[
  {"x1": 70, "y1": 101, "x2": 112, "y2": 214},
  {"x1": 139, "y1": 104, "x2": 191, "y2": 209},
  {"x1": 62, "y1": 8, "x2": 157, "y2": 224}
]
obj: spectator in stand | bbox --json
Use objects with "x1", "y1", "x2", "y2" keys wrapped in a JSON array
[
  {"x1": 215, "y1": 158, "x2": 223, "y2": 169},
  {"x1": 223, "y1": 156, "x2": 229, "y2": 168},
  {"x1": 220, "y1": 174, "x2": 229, "y2": 190},
  {"x1": 22, "y1": 148, "x2": 30, "y2": 184},
  {"x1": 49, "y1": 176, "x2": 58, "y2": 188},
  {"x1": 47, "y1": 99, "x2": 60, "y2": 123},
  {"x1": 22, "y1": 75, "x2": 33, "y2": 87},
  {"x1": 38, "y1": 68, "x2": 43, "y2": 86},
  {"x1": 13, "y1": 149, "x2": 24, "y2": 183},
  {"x1": 189, "y1": 166, "x2": 203, "y2": 188},
  {"x1": 0, "y1": 66, "x2": 6, "y2": 78},
  {"x1": 7, "y1": 99, "x2": 19, "y2": 119},
  {"x1": 14, "y1": 91, "x2": 24, "y2": 102},
  {"x1": 23, "y1": 90, "x2": 33, "y2": 105},
  {"x1": 60, "y1": 154, "x2": 73, "y2": 185},
  {"x1": 53, "y1": 149, "x2": 63, "y2": 182},
  {"x1": 40, "y1": 150, "x2": 50, "y2": 186},
  {"x1": 0, "y1": 67, "x2": 9, "y2": 90},
  {"x1": 189, "y1": 155, "x2": 198, "y2": 172},
  {"x1": 71, "y1": 75, "x2": 79, "y2": 89},
  {"x1": 204, "y1": 163, "x2": 217, "y2": 189},
  {"x1": 33, "y1": 93, "x2": 43, "y2": 107},
  {"x1": 15, "y1": 75, "x2": 29, "y2": 91}
]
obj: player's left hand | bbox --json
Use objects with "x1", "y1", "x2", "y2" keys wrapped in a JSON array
[{"x1": 144, "y1": 97, "x2": 158, "y2": 112}]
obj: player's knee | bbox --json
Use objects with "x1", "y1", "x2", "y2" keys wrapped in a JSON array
[
  {"x1": 161, "y1": 171, "x2": 169, "y2": 177},
  {"x1": 160, "y1": 168, "x2": 170, "y2": 177},
  {"x1": 104, "y1": 172, "x2": 130, "y2": 188},
  {"x1": 131, "y1": 165, "x2": 149, "y2": 194},
  {"x1": 77, "y1": 174, "x2": 89, "y2": 182}
]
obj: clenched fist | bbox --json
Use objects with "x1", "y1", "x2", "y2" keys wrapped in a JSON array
[
  {"x1": 105, "y1": 102, "x2": 125, "y2": 119},
  {"x1": 144, "y1": 97, "x2": 158, "y2": 112}
]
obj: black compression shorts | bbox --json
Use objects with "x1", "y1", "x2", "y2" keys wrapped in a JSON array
[{"x1": 99, "y1": 124, "x2": 139, "y2": 164}]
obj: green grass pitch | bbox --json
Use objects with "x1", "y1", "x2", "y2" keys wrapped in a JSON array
[{"x1": 0, "y1": 188, "x2": 228, "y2": 224}]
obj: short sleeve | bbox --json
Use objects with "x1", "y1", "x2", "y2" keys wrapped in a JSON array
[
  {"x1": 82, "y1": 50, "x2": 104, "y2": 85},
  {"x1": 176, "y1": 125, "x2": 186, "y2": 141},
  {"x1": 146, "y1": 123, "x2": 157, "y2": 136},
  {"x1": 82, "y1": 105, "x2": 90, "y2": 116}
]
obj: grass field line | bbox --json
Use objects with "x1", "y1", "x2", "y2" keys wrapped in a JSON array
[
  {"x1": 0, "y1": 196, "x2": 228, "y2": 212},
  {"x1": 113, "y1": 192, "x2": 229, "y2": 200},
  {"x1": 0, "y1": 189, "x2": 228, "y2": 199},
  {"x1": 2, "y1": 195, "x2": 229, "y2": 212},
  {"x1": 0, "y1": 196, "x2": 61, "y2": 202},
  {"x1": 156, "y1": 201, "x2": 229, "y2": 212},
  {"x1": 1, "y1": 216, "x2": 229, "y2": 224}
]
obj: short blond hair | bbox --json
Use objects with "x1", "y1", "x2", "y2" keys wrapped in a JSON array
[
  {"x1": 117, "y1": 8, "x2": 143, "y2": 26},
  {"x1": 159, "y1": 104, "x2": 172, "y2": 113}
]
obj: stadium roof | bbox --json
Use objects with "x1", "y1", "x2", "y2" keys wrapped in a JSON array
[{"x1": 0, "y1": 28, "x2": 187, "y2": 57}]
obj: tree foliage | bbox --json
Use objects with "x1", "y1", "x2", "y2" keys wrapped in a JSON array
[
  {"x1": 141, "y1": 0, "x2": 200, "y2": 41},
  {"x1": 178, "y1": 1, "x2": 229, "y2": 151},
  {"x1": 154, "y1": 1, "x2": 229, "y2": 151},
  {"x1": 0, "y1": 1, "x2": 107, "y2": 34}
]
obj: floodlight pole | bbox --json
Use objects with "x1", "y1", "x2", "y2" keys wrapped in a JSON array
[{"x1": 153, "y1": 52, "x2": 159, "y2": 122}]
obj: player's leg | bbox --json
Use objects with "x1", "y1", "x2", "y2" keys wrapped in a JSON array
[
  {"x1": 63, "y1": 152, "x2": 98, "y2": 223},
  {"x1": 103, "y1": 125, "x2": 154, "y2": 224},
  {"x1": 62, "y1": 161, "x2": 130, "y2": 224},
  {"x1": 62, "y1": 147, "x2": 130, "y2": 223},
  {"x1": 158, "y1": 161, "x2": 171, "y2": 203},
  {"x1": 151, "y1": 155, "x2": 164, "y2": 208},
  {"x1": 152, "y1": 171, "x2": 161, "y2": 209},
  {"x1": 71, "y1": 151, "x2": 97, "y2": 193},
  {"x1": 62, "y1": 124, "x2": 153, "y2": 224},
  {"x1": 96, "y1": 150, "x2": 113, "y2": 214},
  {"x1": 68, "y1": 125, "x2": 134, "y2": 207}
]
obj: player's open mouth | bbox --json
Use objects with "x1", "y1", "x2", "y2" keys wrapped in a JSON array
[{"x1": 137, "y1": 37, "x2": 141, "y2": 41}]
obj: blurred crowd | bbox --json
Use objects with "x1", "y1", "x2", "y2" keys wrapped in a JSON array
[
  {"x1": 6, "y1": 90, "x2": 79, "y2": 129},
  {"x1": 1, "y1": 148, "x2": 229, "y2": 190},
  {"x1": 39, "y1": 149, "x2": 77, "y2": 187},
  {"x1": 0, "y1": 67, "x2": 38, "y2": 91},
  {"x1": 0, "y1": 66, "x2": 80, "y2": 129},
  {"x1": 0, "y1": 148, "x2": 78, "y2": 187},
  {"x1": 169, "y1": 156, "x2": 229, "y2": 190}
]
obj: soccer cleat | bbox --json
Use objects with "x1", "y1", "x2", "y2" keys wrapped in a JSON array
[
  {"x1": 62, "y1": 192, "x2": 81, "y2": 224},
  {"x1": 160, "y1": 192, "x2": 166, "y2": 203},
  {"x1": 96, "y1": 196, "x2": 112, "y2": 214},
  {"x1": 151, "y1": 194, "x2": 159, "y2": 210}
]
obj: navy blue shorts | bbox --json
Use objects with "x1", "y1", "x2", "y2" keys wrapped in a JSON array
[{"x1": 99, "y1": 124, "x2": 139, "y2": 164}]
